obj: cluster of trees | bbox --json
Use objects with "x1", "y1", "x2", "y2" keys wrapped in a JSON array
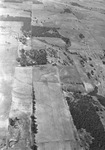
[
  {"x1": 16, "y1": 49, "x2": 47, "y2": 66},
  {"x1": 78, "y1": 128, "x2": 94, "y2": 150},
  {"x1": 66, "y1": 92, "x2": 105, "y2": 150}
]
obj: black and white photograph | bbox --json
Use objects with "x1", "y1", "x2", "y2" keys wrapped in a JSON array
[{"x1": 0, "y1": 0, "x2": 105, "y2": 149}]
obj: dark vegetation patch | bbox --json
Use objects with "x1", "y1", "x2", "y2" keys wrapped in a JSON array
[
  {"x1": 24, "y1": 9, "x2": 32, "y2": 13},
  {"x1": 103, "y1": 49, "x2": 105, "y2": 55},
  {"x1": 65, "y1": 56, "x2": 74, "y2": 65},
  {"x1": 86, "y1": 70, "x2": 94, "y2": 79},
  {"x1": 69, "y1": 51, "x2": 78, "y2": 55},
  {"x1": 71, "y1": 2, "x2": 91, "y2": 11},
  {"x1": 47, "y1": 47, "x2": 58, "y2": 58},
  {"x1": 79, "y1": 55, "x2": 87, "y2": 62},
  {"x1": 61, "y1": 36, "x2": 71, "y2": 45},
  {"x1": 71, "y1": 2, "x2": 85, "y2": 8},
  {"x1": 90, "y1": 64, "x2": 94, "y2": 67},
  {"x1": 60, "y1": 36, "x2": 71, "y2": 50},
  {"x1": 32, "y1": 26, "x2": 60, "y2": 38},
  {"x1": 46, "y1": 47, "x2": 73, "y2": 66},
  {"x1": 16, "y1": 49, "x2": 47, "y2": 66},
  {"x1": 87, "y1": 72, "x2": 91, "y2": 79},
  {"x1": 89, "y1": 57, "x2": 92, "y2": 61},
  {"x1": 65, "y1": 92, "x2": 105, "y2": 150},
  {"x1": 79, "y1": 33, "x2": 85, "y2": 39},
  {"x1": 0, "y1": 15, "x2": 71, "y2": 49},
  {"x1": 32, "y1": 26, "x2": 71, "y2": 49},
  {"x1": 102, "y1": 61, "x2": 105, "y2": 65},
  {"x1": 91, "y1": 70, "x2": 94, "y2": 75},
  {"x1": 19, "y1": 36, "x2": 27, "y2": 45},
  {"x1": 80, "y1": 59, "x2": 85, "y2": 67},
  {"x1": 89, "y1": 86, "x2": 105, "y2": 107},
  {"x1": 61, "y1": 8, "x2": 72, "y2": 13},
  {"x1": 71, "y1": 2, "x2": 104, "y2": 13},
  {"x1": 79, "y1": 55, "x2": 87, "y2": 67},
  {"x1": 78, "y1": 128, "x2": 94, "y2": 150},
  {"x1": 0, "y1": 15, "x2": 31, "y2": 32},
  {"x1": 31, "y1": 86, "x2": 38, "y2": 150}
]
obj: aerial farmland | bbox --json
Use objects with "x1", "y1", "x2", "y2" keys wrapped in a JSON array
[{"x1": 0, "y1": 0, "x2": 105, "y2": 150}]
